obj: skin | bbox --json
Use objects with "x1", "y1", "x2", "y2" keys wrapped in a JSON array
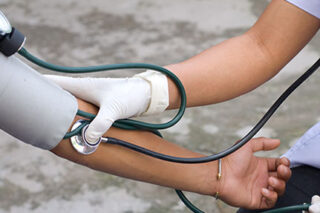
[
  {"x1": 166, "y1": 0, "x2": 320, "y2": 109},
  {"x1": 50, "y1": 99, "x2": 291, "y2": 209},
  {"x1": 47, "y1": 0, "x2": 320, "y2": 209}
]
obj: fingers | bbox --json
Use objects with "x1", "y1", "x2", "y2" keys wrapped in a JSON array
[
  {"x1": 268, "y1": 157, "x2": 291, "y2": 181},
  {"x1": 268, "y1": 176, "x2": 286, "y2": 195},
  {"x1": 252, "y1": 137, "x2": 280, "y2": 152},
  {"x1": 267, "y1": 157, "x2": 290, "y2": 172},
  {"x1": 260, "y1": 156, "x2": 291, "y2": 208},
  {"x1": 85, "y1": 108, "x2": 115, "y2": 144},
  {"x1": 266, "y1": 165, "x2": 290, "y2": 196},
  {"x1": 45, "y1": 75, "x2": 91, "y2": 99},
  {"x1": 280, "y1": 157, "x2": 290, "y2": 167},
  {"x1": 261, "y1": 188, "x2": 278, "y2": 209},
  {"x1": 277, "y1": 163, "x2": 292, "y2": 182},
  {"x1": 266, "y1": 157, "x2": 291, "y2": 195},
  {"x1": 45, "y1": 75, "x2": 78, "y2": 91}
]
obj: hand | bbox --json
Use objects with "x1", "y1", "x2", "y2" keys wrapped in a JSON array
[
  {"x1": 45, "y1": 71, "x2": 169, "y2": 144},
  {"x1": 220, "y1": 137, "x2": 291, "y2": 209},
  {"x1": 45, "y1": 75, "x2": 151, "y2": 143}
]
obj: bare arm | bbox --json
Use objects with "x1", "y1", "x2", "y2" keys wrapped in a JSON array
[
  {"x1": 44, "y1": 0, "x2": 320, "y2": 146},
  {"x1": 167, "y1": 0, "x2": 320, "y2": 108},
  {"x1": 50, "y1": 99, "x2": 217, "y2": 196},
  {"x1": 50, "y1": 99, "x2": 291, "y2": 209}
]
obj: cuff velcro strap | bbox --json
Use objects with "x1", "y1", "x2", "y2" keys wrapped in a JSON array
[{"x1": 134, "y1": 70, "x2": 169, "y2": 115}]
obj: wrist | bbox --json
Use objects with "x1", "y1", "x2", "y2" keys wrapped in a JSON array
[
  {"x1": 200, "y1": 159, "x2": 226, "y2": 198},
  {"x1": 216, "y1": 158, "x2": 228, "y2": 201},
  {"x1": 133, "y1": 70, "x2": 169, "y2": 115}
]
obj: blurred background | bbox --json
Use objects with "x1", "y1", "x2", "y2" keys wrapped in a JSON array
[{"x1": 0, "y1": 0, "x2": 319, "y2": 212}]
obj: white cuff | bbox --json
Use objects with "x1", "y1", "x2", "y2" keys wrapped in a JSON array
[{"x1": 134, "y1": 70, "x2": 169, "y2": 115}]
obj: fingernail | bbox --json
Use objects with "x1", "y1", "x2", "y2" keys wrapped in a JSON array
[
  {"x1": 281, "y1": 157, "x2": 290, "y2": 166},
  {"x1": 262, "y1": 188, "x2": 269, "y2": 195},
  {"x1": 269, "y1": 177, "x2": 276, "y2": 185},
  {"x1": 286, "y1": 158, "x2": 290, "y2": 166}
]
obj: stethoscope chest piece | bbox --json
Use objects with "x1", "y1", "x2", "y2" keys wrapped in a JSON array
[{"x1": 70, "y1": 119, "x2": 101, "y2": 155}]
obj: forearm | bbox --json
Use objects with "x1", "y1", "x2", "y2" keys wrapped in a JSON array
[
  {"x1": 166, "y1": 0, "x2": 320, "y2": 108},
  {"x1": 50, "y1": 99, "x2": 218, "y2": 196},
  {"x1": 166, "y1": 34, "x2": 271, "y2": 108}
]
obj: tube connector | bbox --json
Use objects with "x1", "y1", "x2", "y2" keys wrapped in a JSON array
[{"x1": 0, "y1": 10, "x2": 26, "y2": 56}]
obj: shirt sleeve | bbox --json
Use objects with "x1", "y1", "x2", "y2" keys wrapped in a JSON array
[
  {"x1": 286, "y1": 0, "x2": 320, "y2": 19},
  {"x1": 283, "y1": 121, "x2": 320, "y2": 169}
]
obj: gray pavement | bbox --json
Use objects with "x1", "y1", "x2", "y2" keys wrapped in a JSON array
[{"x1": 0, "y1": 0, "x2": 319, "y2": 212}]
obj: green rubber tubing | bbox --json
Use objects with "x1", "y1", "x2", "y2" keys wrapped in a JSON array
[
  {"x1": 18, "y1": 47, "x2": 310, "y2": 213},
  {"x1": 18, "y1": 47, "x2": 187, "y2": 137},
  {"x1": 18, "y1": 47, "x2": 203, "y2": 212},
  {"x1": 262, "y1": 204, "x2": 310, "y2": 213}
]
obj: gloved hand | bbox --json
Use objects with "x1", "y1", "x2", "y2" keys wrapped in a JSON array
[
  {"x1": 309, "y1": 195, "x2": 320, "y2": 213},
  {"x1": 45, "y1": 70, "x2": 169, "y2": 144}
]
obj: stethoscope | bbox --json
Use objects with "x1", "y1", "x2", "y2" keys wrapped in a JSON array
[{"x1": 1, "y1": 10, "x2": 319, "y2": 213}]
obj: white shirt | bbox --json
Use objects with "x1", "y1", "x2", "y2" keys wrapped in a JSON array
[
  {"x1": 286, "y1": 0, "x2": 320, "y2": 19},
  {"x1": 283, "y1": 122, "x2": 320, "y2": 169}
]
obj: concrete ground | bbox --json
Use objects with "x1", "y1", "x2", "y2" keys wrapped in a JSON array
[{"x1": 0, "y1": 0, "x2": 319, "y2": 212}]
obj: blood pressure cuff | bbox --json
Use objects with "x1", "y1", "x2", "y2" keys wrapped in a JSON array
[{"x1": 0, "y1": 54, "x2": 78, "y2": 150}]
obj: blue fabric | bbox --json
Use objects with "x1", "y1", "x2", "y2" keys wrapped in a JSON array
[
  {"x1": 283, "y1": 121, "x2": 320, "y2": 169},
  {"x1": 286, "y1": 0, "x2": 320, "y2": 19}
]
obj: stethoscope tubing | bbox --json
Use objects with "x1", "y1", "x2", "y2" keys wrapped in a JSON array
[{"x1": 19, "y1": 46, "x2": 320, "y2": 213}]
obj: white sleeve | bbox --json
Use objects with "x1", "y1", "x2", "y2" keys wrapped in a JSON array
[
  {"x1": 286, "y1": 0, "x2": 320, "y2": 19},
  {"x1": 282, "y1": 121, "x2": 320, "y2": 169},
  {"x1": 0, "y1": 54, "x2": 78, "y2": 150}
]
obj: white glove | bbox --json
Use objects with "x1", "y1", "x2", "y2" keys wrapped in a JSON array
[
  {"x1": 309, "y1": 195, "x2": 320, "y2": 213},
  {"x1": 45, "y1": 70, "x2": 169, "y2": 144}
]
